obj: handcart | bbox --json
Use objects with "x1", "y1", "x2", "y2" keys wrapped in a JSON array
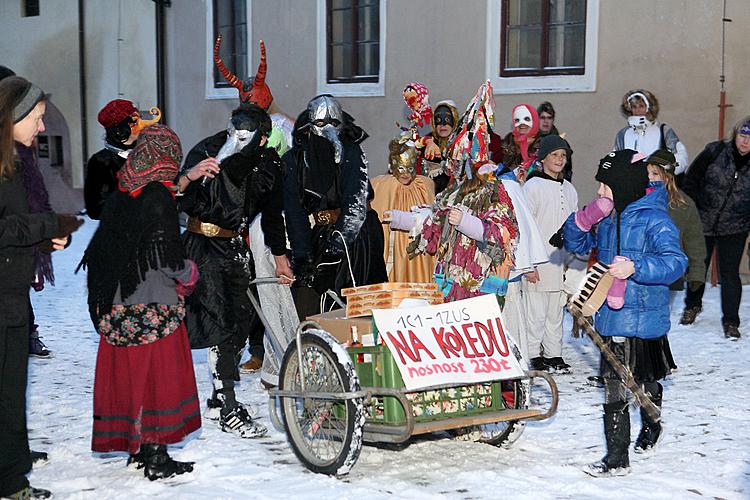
[{"x1": 248, "y1": 278, "x2": 559, "y2": 476}]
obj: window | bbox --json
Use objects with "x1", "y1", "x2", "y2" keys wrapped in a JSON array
[
  {"x1": 317, "y1": 0, "x2": 386, "y2": 97},
  {"x1": 501, "y1": 0, "x2": 585, "y2": 76},
  {"x1": 327, "y1": 0, "x2": 380, "y2": 83},
  {"x1": 22, "y1": 0, "x2": 40, "y2": 17},
  {"x1": 205, "y1": 0, "x2": 251, "y2": 100},
  {"x1": 486, "y1": 0, "x2": 599, "y2": 94}
]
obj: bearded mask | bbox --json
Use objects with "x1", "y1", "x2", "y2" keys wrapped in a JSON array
[{"x1": 307, "y1": 95, "x2": 344, "y2": 163}]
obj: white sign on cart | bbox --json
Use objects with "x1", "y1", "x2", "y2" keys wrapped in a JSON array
[{"x1": 372, "y1": 294, "x2": 525, "y2": 391}]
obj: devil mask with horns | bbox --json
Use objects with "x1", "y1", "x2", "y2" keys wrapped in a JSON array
[{"x1": 214, "y1": 36, "x2": 273, "y2": 110}]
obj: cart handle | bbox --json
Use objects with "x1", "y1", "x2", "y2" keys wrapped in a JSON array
[{"x1": 523, "y1": 369, "x2": 559, "y2": 421}]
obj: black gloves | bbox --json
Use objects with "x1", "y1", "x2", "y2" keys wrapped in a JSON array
[
  {"x1": 549, "y1": 225, "x2": 565, "y2": 249},
  {"x1": 55, "y1": 214, "x2": 84, "y2": 238}
]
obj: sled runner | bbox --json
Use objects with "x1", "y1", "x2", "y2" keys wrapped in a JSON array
[{"x1": 249, "y1": 279, "x2": 558, "y2": 476}]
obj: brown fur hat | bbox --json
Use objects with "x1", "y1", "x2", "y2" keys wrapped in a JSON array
[{"x1": 620, "y1": 89, "x2": 659, "y2": 121}]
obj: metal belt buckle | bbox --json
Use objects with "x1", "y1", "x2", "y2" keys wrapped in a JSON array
[{"x1": 200, "y1": 221, "x2": 221, "y2": 237}]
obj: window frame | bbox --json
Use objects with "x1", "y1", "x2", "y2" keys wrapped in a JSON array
[
  {"x1": 486, "y1": 0, "x2": 599, "y2": 94},
  {"x1": 205, "y1": 0, "x2": 252, "y2": 100},
  {"x1": 317, "y1": 0, "x2": 386, "y2": 97}
]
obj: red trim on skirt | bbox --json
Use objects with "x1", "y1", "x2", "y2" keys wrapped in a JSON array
[{"x1": 92, "y1": 322, "x2": 201, "y2": 454}]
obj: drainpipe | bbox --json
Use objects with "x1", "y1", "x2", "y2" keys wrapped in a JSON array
[
  {"x1": 78, "y1": 0, "x2": 88, "y2": 176},
  {"x1": 154, "y1": 0, "x2": 169, "y2": 124}
]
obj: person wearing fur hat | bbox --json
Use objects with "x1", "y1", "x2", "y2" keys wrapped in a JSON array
[
  {"x1": 613, "y1": 89, "x2": 689, "y2": 175},
  {"x1": 84, "y1": 99, "x2": 159, "y2": 220},
  {"x1": 645, "y1": 149, "x2": 706, "y2": 307},
  {"x1": 564, "y1": 149, "x2": 687, "y2": 476},
  {"x1": 372, "y1": 137, "x2": 436, "y2": 283},
  {"x1": 0, "y1": 75, "x2": 83, "y2": 500},
  {"x1": 522, "y1": 135, "x2": 578, "y2": 373},
  {"x1": 80, "y1": 124, "x2": 201, "y2": 481},
  {"x1": 680, "y1": 116, "x2": 750, "y2": 338}
]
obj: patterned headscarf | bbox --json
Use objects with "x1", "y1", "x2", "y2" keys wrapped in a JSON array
[{"x1": 118, "y1": 124, "x2": 182, "y2": 194}]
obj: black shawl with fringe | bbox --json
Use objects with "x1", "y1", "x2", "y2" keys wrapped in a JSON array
[{"x1": 78, "y1": 182, "x2": 185, "y2": 322}]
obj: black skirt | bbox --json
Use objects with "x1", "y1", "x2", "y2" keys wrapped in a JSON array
[{"x1": 600, "y1": 335, "x2": 676, "y2": 383}]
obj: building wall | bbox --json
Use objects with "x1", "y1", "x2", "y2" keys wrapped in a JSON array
[
  {"x1": 165, "y1": 0, "x2": 750, "y2": 202},
  {"x1": 0, "y1": 0, "x2": 157, "y2": 197}
]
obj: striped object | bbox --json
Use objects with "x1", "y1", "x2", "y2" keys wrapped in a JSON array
[{"x1": 569, "y1": 261, "x2": 613, "y2": 317}]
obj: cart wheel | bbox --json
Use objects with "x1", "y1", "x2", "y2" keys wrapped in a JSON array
[
  {"x1": 478, "y1": 379, "x2": 529, "y2": 448},
  {"x1": 279, "y1": 329, "x2": 365, "y2": 476}
]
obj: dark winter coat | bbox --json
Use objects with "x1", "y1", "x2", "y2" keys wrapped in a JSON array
[
  {"x1": 0, "y1": 161, "x2": 59, "y2": 296},
  {"x1": 283, "y1": 135, "x2": 369, "y2": 260},
  {"x1": 682, "y1": 140, "x2": 750, "y2": 236},
  {"x1": 179, "y1": 141, "x2": 286, "y2": 348},
  {"x1": 666, "y1": 188, "x2": 707, "y2": 286},
  {"x1": 84, "y1": 147, "x2": 127, "y2": 220},
  {"x1": 564, "y1": 187, "x2": 687, "y2": 339}
]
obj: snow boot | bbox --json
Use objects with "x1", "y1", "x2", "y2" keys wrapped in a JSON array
[
  {"x1": 220, "y1": 404, "x2": 268, "y2": 438},
  {"x1": 634, "y1": 384, "x2": 663, "y2": 453},
  {"x1": 679, "y1": 306, "x2": 701, "y2": 325},
  {"x1": 29, "y1": 336, "x2": 52, "y2": 359},
  {"x1": 586, "y1": 402, "x2": 631, "y2": 477},
  {"x1": 723, "y1": 323, "x2": 741, "y2": 340},
  {"x1": 140, "y1": 444, "x2": 194, "y2": 481}
]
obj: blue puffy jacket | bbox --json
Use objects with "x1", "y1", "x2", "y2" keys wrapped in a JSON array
[{"x1": 564, "y1": 187, "x2": 687, "y2": 339}]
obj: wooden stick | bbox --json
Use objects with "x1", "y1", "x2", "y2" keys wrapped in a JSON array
[{"x1": 569, "y1": 306, "x2": 661, "y2": 422}]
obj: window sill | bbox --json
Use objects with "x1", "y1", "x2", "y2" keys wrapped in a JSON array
[{"x1": 316, "y1": 81, "x2": 385, "y2": 97}]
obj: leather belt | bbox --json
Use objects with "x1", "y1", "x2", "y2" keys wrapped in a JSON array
[
  {"x1": 310, "y1": 208, "x2": 341, "y2": 226},
  {"x1": 186, "y1": 217, "x2": 238, "y2": 238}
]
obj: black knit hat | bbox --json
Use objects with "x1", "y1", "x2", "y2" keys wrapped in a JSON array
[
  {"x1": 595, "y1": 149, "x2": 649, "y2": 213},
  {"x1": 646, "y1": 149, "x2": 676, "y2": 174},
  {"x1": 537, "y1": 134, "x2": 572, "y2": 161}
]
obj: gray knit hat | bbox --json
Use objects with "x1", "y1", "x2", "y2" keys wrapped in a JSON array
[
  {"x1": 537, "y1": 134, "x2": 572, "y2": 161},
  {"x1": 12, "y1": 79, "x2": 46, "y2": 124}
]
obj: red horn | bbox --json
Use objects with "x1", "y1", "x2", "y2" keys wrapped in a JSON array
[
  {"x1": 213, "y1": 35, "x2": 248, "y2": 99},
  {"x1": 254, "y1": 40, "x2": 267, "y2": 84}
]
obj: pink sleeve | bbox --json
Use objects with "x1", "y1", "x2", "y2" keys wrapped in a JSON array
[{"x1": 456, "y1": 212, "x2": 485, "y2": 241}]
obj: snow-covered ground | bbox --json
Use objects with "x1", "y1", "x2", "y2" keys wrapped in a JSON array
[{"x1": 24, "y1": 220, "x2": 750, "y2": 499}]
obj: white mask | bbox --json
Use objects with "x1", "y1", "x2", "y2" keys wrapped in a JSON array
[
  {"x1": 513, "y1": 106, "x2": 533, "y2": 129},
  {"x1": 627, "y1": 115, "x2": 652, "y2": 134}
]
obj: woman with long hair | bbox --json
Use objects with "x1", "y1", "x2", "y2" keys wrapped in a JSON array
[
  {"x1": 645, "y1": 149, "x2": 706, "y2": 308},
  {"x1": 0, "y1": 76, "x2": 82, "y2": 499}
]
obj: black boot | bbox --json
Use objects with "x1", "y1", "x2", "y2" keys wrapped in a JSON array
[
  {"x1": 634, "y1": 383, "x2": 663, "y2": 453},
  {"x1": 587, "y1": 402, "x2": 631, "y2": 476},
  {"x1": 140, "y1": 444, "x2": 194, "y2": 481}
]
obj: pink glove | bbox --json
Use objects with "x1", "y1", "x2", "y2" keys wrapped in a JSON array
[
  {"x1": 389, "y1": 210, "x2": 417, "y2": 231},
  {"x1": 607, "y1": 256, "x2": 629, "y2": 310},
  {"x1": 575, "y1": 197, "x2": 614, "y2": 231},
  {"x1": 456, "y1": 211, "x2": 485, "y2": 241},
  {"x1": 176, "y1": 259, "x2": 200, "y2": 297}
]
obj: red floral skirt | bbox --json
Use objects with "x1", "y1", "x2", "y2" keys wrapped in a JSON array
[{"x1": 92, "y1": 322, "x2": 201, "y2": 454}]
